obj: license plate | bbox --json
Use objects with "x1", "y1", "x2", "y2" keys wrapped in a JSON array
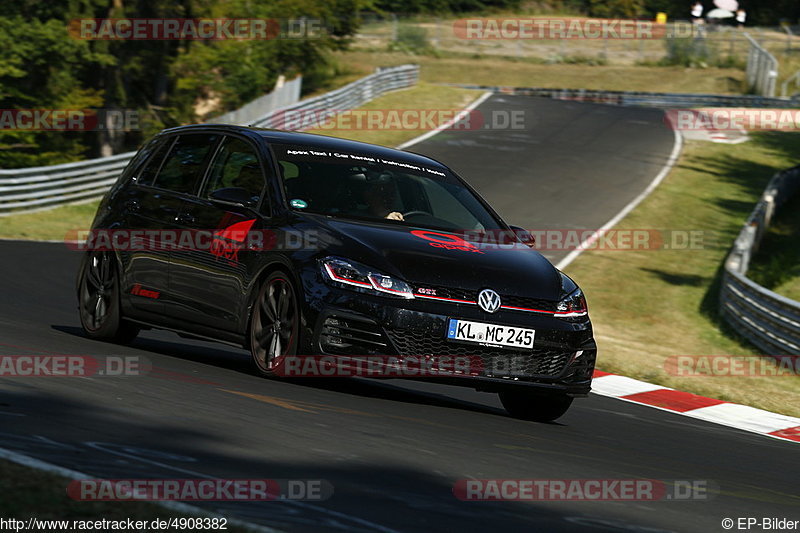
[{"x1": 446, "y1": 319, "x2": 535, "y2": 349}]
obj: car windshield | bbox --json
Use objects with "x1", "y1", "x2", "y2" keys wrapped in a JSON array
[{"x1": 273, "y1": 143, "x2": 503, "y2": 232}]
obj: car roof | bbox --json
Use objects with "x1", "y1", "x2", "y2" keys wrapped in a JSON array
[{"x1": 160, "y1": 124, "x2": 449, "y2": 171}]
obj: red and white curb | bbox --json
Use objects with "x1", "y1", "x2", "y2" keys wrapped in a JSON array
[{"x1": 591, "y1": 370, "x2": 800, "y2": 444}]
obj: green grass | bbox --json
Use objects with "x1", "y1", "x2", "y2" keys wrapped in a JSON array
[
  {"x1": 332, "y1": 50, "x2": 746, "y2": 94},
  {"x1": 306, "y1": 82, "x2": 479, "y2": 146},
  {"x1": 565, "y1": 132, "x2": 800, "y2": 418},
  {"x1": 0, "y1": 83, "x2": 481, "y2": 241},
  {"x1": 0, "y1": 460, "x2": 250, "y2": 531},
  {"x1": 0, "y1": 201, "x2": 100, "y2": 241},
  {"x1": 747, "y1": 190, "x2": 800, "y2": 302}
]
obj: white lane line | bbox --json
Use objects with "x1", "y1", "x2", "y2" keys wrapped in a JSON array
[
  {"x1": 396, "y1": 91, "x2": 494, "y2": 150},
  {"x1": 0, "y1": 445, "x2": 282, "y2": 533},
  {"x1": 555, "y1": 125, "x2": 683, "y2": 270}
]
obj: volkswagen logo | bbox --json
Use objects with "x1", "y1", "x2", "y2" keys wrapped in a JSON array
[{"x1": 478, "y1": 289, "x2": 501, "y2": 313}]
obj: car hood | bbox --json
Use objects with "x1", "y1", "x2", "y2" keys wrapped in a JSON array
[{"x1": 307, "y1": 215, "x2": 563, "y2": 301}]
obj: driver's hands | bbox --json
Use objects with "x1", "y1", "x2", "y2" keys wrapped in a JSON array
[{"x1": 385, "y1": 211, "x2": 404, "y2": 221}]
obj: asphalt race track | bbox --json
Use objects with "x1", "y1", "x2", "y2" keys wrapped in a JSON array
[
  {"x1": 411, "y1": 95, "x2": 679, "y2": 265},
  {"x1": 0, "y1": 96, "x2": 797, "y2": 533}
]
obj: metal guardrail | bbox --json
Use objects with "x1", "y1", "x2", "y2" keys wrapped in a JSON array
[
  {"x1": 720, "y1": 165, "x2": 800, "y2": 356},
  {"x1": 211, "y1": 75, "x2": 303, "y2": 125},
  {"x1": 781, "y1": 67, "x2": 800, "y2": 98},
  {"x1": 250, "y1": 64, "x2": 419, "y2": 129},
  {"x1": 745, "y1": 32, "x2": 779, "y2": 97},
  {"x1": 0, "y1": 64, "x2": 420, "y2": 216},
  {"x1": 439, "y1": 84, "x2": 800, "y2": 108}
]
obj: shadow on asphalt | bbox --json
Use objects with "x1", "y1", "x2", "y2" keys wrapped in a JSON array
[
  {"x1": 50, "y1": 324, "x2": 515, "y2": 420},
  {"x1": 0, "y1": 386, "x2": 600, "y2": 533}
]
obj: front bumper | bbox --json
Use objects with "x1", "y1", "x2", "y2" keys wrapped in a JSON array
[{"x1": 302, "y1": 280, "x2": 597, "y2": 396}]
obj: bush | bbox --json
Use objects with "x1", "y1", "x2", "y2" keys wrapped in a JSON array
[
  {"x1": 545, "y1": 54, "x2": 608, "y2": 66},
  {"x1": 388, "y1": 24, "x2": 434, "y2": 54},
  {"x1": 659, "y1": 37, "x2": 746, "y2": 69}
]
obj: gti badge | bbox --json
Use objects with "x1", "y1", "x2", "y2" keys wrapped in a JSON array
[{"x1": 478, "y1": 289, "x2": 501, "y2": 313}]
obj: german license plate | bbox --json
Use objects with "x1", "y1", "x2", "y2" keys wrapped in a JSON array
[{"x1": 446, "y1": 318, "x2": 535, "y2": 349}]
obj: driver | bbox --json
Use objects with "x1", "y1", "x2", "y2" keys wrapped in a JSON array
[{"x1": 359, "y1": 172, "x2": 404, "y2": 221}]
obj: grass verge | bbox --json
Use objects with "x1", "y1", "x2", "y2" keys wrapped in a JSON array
[
  {"x1": 0, "y1": 201, "x2": 100, "y2": 241},
  {"x1": 0, "y1": 83, "x2": 480, "y2": 241},
  {"x1": 565, "y1": 132, "x2": 800, "y2": 418},
  {"x1": 0, "y1": 459, "x2": 249, "y2": 531},
  {"x1": 332, "y1": 50, "x2": 745, "y2": 94},
  {"x1": 747, "y1": 191, "x2": 800, "y2": 302}
]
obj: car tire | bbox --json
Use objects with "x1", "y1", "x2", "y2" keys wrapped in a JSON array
[
  {"x1": 499, "y1": 391, "x2": 573, "y2": 422},
  {"x1": 78, "y1": 251, "x2": 139, "y2": 343},
  {"x1": 249, "y1": 272, "x2": 300, "y2": 377}
]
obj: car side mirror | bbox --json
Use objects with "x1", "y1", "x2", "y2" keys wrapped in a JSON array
[
  {"x1": 510, "y1": 225, "x2": 536, "y2": 248},
  {"x1": 209, "y1": 187, "x2": 257, "y2": 209}
]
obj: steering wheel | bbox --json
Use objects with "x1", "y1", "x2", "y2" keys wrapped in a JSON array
[{"x1": 402, "y1": 210, "x2": 432, "y2": 219}]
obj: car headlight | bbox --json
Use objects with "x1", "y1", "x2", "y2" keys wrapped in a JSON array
[
  {"x1": 555, "y1": 273, "x2": 587, "y2": 318},
  {"x1": 320, "y1": 257, "x2": 415, "y2": 299}
]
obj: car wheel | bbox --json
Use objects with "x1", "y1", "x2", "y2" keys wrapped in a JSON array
[
  {"x1": 250, "y1": 272, "x2": 300, "y2": 377},
  {"x1": 499, "y1": 391, "x2": 574, "y2": 422},
  {"x1": 78, "y1": 251, "x2": 139, "y2": 343}
]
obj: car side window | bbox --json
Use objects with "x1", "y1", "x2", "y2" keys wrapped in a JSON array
[
  {"x1": 118, "y1": 137, "x2": 159, "y2": 185},
  {"x1": 202, "y1": 136, "x2": 265, "y2": 204},
  {"x1": 136, "y1": 137, "x2": 174, "y2": 186},
  {"x1": 152, "y1": 134, "x2": 219, "y2": 194}
]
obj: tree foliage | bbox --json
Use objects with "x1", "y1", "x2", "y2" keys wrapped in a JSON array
[
  {"x1": 2, "y1": 0, "x2": 800, "y2": 168},
  {"x1": 0, "y1": 0, "x2": 367, "y2": 168}
]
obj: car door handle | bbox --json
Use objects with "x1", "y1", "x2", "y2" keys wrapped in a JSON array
[
  {"x1": 125, "y1": 200, "x2": 140, "y2": 212},
  {"x1": 176, "y1": 213, "x2": 195, "y2": 224}
]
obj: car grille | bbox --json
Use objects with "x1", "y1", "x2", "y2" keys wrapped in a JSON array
[
  {"x1": 387, "y1": 329, "x2": 572, "y2": 378},
  {"x1": 412, "y1": 284, "x2": 558, "y2": 313}
]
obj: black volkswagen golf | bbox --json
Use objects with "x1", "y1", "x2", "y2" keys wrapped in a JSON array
[{"x1": 77, "y1": 124, "x2": 596, "y2": 421}]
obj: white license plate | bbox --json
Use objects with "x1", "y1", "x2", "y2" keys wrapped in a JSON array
[{"x1": 446, "y1": 319, "x2": 535, "y2": 349}]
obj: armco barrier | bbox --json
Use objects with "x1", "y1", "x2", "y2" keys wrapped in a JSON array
[
  {"x1": 211, "y1": 75, "x2": 302, "y2": 125},
  {"x1": 745, "y1": 32, "x2": 779, "y2": 98},
  {"x1": 720, "y1": 165, "x2": 800, "y2": 356},
  {"x1": 439, "y1": 84, "x2": 800, "y2": 108},
  {"x1": 0, "y1": 64, "x2": 419, "y2": 216},
  {"x1": 249, "y1": 65, "x2": 419, "y2": 129}
]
